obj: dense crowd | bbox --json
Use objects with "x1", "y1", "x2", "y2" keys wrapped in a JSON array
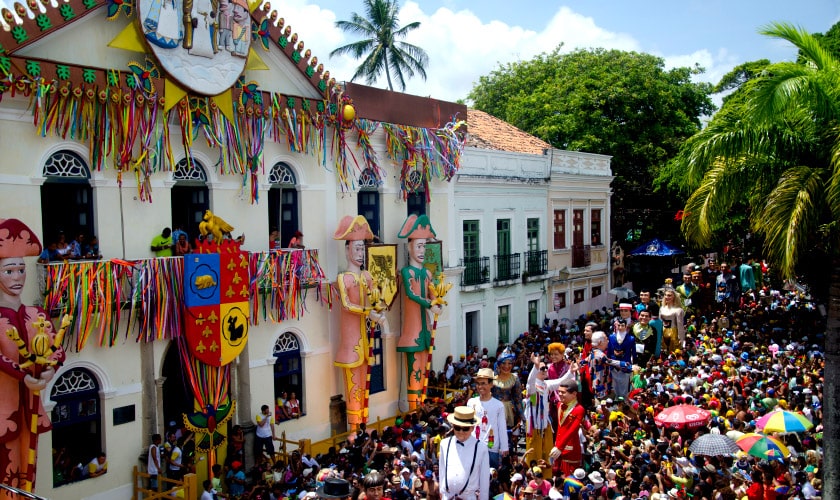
[{"x1": 184, "y1": 259, "x2": 826, "y2": 500}]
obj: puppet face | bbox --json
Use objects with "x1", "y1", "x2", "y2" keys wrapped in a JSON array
[
  {"x1": 345, "y1": 240, "x2": 366, "y2": 270},
  {"x1": 549, "y1": 350, "x2": 563, "y2": 364},
  {"x1": 407, "y1": 238, "x2": 426, "y2": 266},
  {"x1": 639, "y1": 291, "x2": 650, "y2": 303},
  {"x1": 638, "y1": 311, "x2": 651, "y2": 325},
  {"x1": 0, "y1": 257, "x2": 26, "y2": 298}
]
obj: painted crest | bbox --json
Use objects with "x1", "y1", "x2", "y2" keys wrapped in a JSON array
[
  {"x1": 137, "y1": 0, "x2": 251, "y2": 95},
  {"x1": 183, "y1": 242, "x2": 250, "y2": 366}
]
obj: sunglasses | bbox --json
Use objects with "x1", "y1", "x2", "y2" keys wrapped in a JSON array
[
  {"x1": 453, "y1": 425, "x2": 472, "y2": 432},
  {"x1": 539, "y1": 366, "x2": 548, "y2": 371}
]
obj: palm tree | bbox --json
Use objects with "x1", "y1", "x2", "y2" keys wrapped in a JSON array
[
  {"x1": 673, "y1": 22, "x2": 840, "y2": 492},
  {"x1": 330, "y1": 0, "x2": 429, "y2": 92}
]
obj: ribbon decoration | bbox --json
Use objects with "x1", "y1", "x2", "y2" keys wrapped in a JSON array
[{"x1": 249, "y1": 249, "x2": 333, "y2": 325}]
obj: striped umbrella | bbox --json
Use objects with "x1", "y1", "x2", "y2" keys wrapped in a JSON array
[
  {"x1": 736, "y1": 433, "x2": 790, "y2": 461},
  {"x1": 755, "y1": 410, "x2": 813, "y2": 434},
  {"x1": 689, "y1": 433, "x2": 740, "y2": 456}
]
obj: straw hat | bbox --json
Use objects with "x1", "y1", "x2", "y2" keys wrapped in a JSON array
[
  {"x1": 473, "y1": 367, "x2": 497, "y2": 381},
  {"x1": 446, "y1": 406, "x2": 479, "y2": 427}
]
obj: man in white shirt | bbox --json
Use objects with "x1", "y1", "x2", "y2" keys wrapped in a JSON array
[
  {"x1": 466, "y1": 368, "x2": 507, "y2": 468},
  {"x1": 255, "y1": 404, "x2": 278, "y2": 460},
  {"x1": 439, "y1": 406, "x2": 489, "y2": 500},
  {"x1": 147, "y1": 433, "x2": 162, "y2": 490}
]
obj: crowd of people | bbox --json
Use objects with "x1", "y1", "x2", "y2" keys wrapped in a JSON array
[{"x1": 171, "y1": 258, "x2": 825, "y2": 500}]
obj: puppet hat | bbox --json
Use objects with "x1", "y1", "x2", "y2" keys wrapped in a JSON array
[
  {"x1": 397, "y1": 215, "x2": 436, "y2": 240},
  {"x1": 333, "y1": 215, "x2": 374, "y2": 241},
  {"x1": 0, "y1": 219, "x2": 42, "y2": 258}
]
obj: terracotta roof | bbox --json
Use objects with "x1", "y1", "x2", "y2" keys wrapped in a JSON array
[{"x1": 466, "y1": 108, "x2": 551, "y2": 155}]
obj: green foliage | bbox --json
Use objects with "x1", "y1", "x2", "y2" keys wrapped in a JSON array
[
  {"x1": 804, "y1": 20, "x2": 840, "y2": 61},
  {"x1": 468, "y1": 47, "x2": 715, "y2": 241},
  {"x1": 330, "y1": 0, "x2": 428, "y2": 92},
  {"x1": 673, "y1": 22, "x2": 840, "y2": 278}
]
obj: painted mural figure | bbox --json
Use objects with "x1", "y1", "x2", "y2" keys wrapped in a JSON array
[
  {"x1": 186, "y1": 0, "x2": 219, "y2": 57},
  {"x1": 143, "y1": 0, "x2": 184, "y2": 49},
  {"x1": 333, "y1": 216, "x2": 384, "y2": 429},
  {"x1": 230, "y1": 0, "x2": 251, "y2": 58},
  {"x1": 397, "y1": 215, "x2": 442, "y2": 410},
  {"x1": 217, "y1": 0, "x2": 234, "y2": 52},
  {"x1": 0, "y1": 219, "x2": 66, "y2": 494}
]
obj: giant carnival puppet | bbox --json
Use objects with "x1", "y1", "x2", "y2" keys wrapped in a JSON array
[
  {"x1": 396, "y1": 215, "x2": 447, "y2": 411},
  {"x1": 0, "y1": 219, "x2": 69, "y2": 495},
  {"x1": 333, "y1": 215, "x2": 385, "y2": 428}
]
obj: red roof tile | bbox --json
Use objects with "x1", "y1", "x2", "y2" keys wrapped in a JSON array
[{"x1": 466, "y1": 109, "x2": 551, "y2": 155}]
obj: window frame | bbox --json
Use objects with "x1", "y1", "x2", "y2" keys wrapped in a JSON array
[{"x1": 553, "y1": 210, "x2": 566, "y2": 250}]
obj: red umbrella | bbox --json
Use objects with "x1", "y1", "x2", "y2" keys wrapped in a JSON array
[{"x1": 655, "y1": 404, "x2": 711, "y2": 430}]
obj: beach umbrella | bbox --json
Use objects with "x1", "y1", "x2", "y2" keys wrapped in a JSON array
[
  {"x1": 755, "y1": 410, "x2": 813, "y2": 434},
  {"x1": 689, "y1": 433, "x2": 740, "y2": 457},
  {"x1": 736, "y1": 433, "x2": 790, "y2": 461},
  {"x1": 655, "y1": 404, "x2": 711, "y2": 430}
]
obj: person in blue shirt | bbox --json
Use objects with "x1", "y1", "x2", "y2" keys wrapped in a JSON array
[{"x1": 227, "y1": 460, "x2": 246, "y2": 496}]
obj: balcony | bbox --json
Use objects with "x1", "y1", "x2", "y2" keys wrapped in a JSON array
[
  {"x1": 571, "y1": 244, "x2": 591, "y2": 268},
  {"x1": 460, "y1": 256, "x2": 490, "y2": 287},
  {"x1": 494, "y1": 253, "x2": 520, "y2": 282},
  {"x1": 523, "y1": 250, "x2": 548, "y2": 277},
  {"x1": 36, "y1": 249, "x2": 329, "y2": 345}
]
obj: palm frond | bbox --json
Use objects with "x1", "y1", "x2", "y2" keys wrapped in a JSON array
[
  {"x1": 681, "y1": 161, "x2": 749, "y2": 246},
  {"x1": 755, "y1": 166, "x2": 825, "y2": 278},
  {"x1": 760, "y1": 22, "x2": 840, "y2": 72}
]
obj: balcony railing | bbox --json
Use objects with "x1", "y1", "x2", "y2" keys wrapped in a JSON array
[
  {"x1": 36, "y1": 249, "x2": 328, "y2": 348},
  {"x1": 523, "y1": 249, "x2": 548, "y2": 277},
  {"x1": 572, "y1": 244, "x2": 591, "y2": 268},
  {"x1": 494, "y1": 253, "x2": 520, "y2": 281},
  {"x1": 461, "y1": 256, "x2": 490, "y2": 286}
]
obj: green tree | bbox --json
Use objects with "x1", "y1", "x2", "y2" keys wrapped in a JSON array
[
  {"x1": 329, "y1": 0, "x2": 428, "y2": 92},
  {"x1": 468, "y1": 47, "x2": 715, "y2": 243},
  {"x1": 671, "y1": 23, "x2": 840, "y2": 492}
]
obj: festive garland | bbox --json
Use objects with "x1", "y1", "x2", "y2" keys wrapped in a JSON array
[
  {"x1": 129, "y1": 256, "x2": 184, "y2": 343},
  {"x1": 41, "y1": 260, "x2": 132, "y2": 350},
  {"x1": 2, "y1": 72, "x2": 465, "y2": 202},
  {"x1": 249, "y1": 249, "x2": 332, "y2": 324}
]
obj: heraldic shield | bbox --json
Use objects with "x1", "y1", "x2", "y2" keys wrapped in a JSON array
[{"x1": 184, "y1": 249, "x2": 250, "y2": 366}]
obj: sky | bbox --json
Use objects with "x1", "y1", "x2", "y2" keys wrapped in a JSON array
[
  {"x1": 265, "y1": 0, "x2": 840, "y2": 104},
  {"x1": 2, "y1": 0, "x2": 839, "y2": 105}
]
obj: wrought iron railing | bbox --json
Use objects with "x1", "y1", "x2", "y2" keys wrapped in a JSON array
[
  {"x1": 523, "y1": 249, "x2": 547, "y2": 277},
  {"x1": 494, "y1": 253, "x2": 520, "y2": 281},
  {"x1": 460, "y1": 256, "x2": 490, "y2": 286}
]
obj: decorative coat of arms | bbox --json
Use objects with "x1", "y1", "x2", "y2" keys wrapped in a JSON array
[
  {"x1": 137, "y1": 0, "x2": 251, "y2": 94},
  {"x1": 183, "y1": 240, "x2": 250, "y2": 366}
]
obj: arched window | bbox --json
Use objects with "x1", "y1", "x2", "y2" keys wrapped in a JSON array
[
  {"x1": 357, "y1": 168, "x2": 381, "y2": 240},
  {"x1": 50, "y1": 367, "x2": 102, "y2": 486},
  {"x1": 41, "y1": 150, "x2": 94, "y2": 248},
  {"x1": 171, "y1": 158, "x2": 209, "y2": 241},
  {"x1": 273, "y1": 332, "x2": 304, "y2": 421},
  {"x1": 405, "y1": 170, "x2": 427, "y2": 217},
  {"x1": 268, "y1": 163, "x2": 300, "y2": 248}
]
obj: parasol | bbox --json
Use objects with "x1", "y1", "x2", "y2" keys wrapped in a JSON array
[
  {"x1": 755, "y1": 410, "x2": 813, "y2": 434},
  {"x1": 736, "y1": 433, "x2": 790, "y2": 461},
  {"x1": 655, "y1": 404, "x2": 711, "y2": 430},
  {"x1": 688, "y1": 433, "x2": 740, "y2": 457}
]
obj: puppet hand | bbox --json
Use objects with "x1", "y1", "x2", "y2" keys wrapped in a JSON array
[{"x1": 24, "y1": 374, "x2": 46, "y2": 392}]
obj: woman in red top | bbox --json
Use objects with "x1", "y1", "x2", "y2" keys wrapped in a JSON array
[
  {"x1": 745, "y1": 470, "x2": 765, "y2": 500},
  {"x1": 549, "y1": 379, "x2": 584, "y2": 477}
]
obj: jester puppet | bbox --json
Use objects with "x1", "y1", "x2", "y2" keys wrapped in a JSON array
[
  {"x1": 0, "y1": 219, "x2": 67, "y2": 494},
  {"x1": 397, "y1": 215, "x2": 444, "y2": 410},
  {"x1": 333, "y1": 216, "x2": 385, "y2": 428}
]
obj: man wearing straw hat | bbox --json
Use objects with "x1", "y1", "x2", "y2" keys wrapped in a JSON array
[
  {"x1": 467, "y1": 368, "x2": 508, "y2": 469},
  {"x1": 0, "y1": 218, "x2": 67, "y2": 494},
  {"x1": 333, "y1": 215, "x2": 385, "y2": 429},
  {"x1": 396, "y1": 215, "x2": 443, "y2": 411},
  {"x1": 439, "y1": 406, "x2": 489, "y2": 500}
]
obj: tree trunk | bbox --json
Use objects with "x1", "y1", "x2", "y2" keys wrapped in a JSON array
[
  {"x1": 823, "y1": 259, "x2": 840, "y2": 497},
  {"x1": 384, "y1": 49, "x2": 394, "y2": 91}
]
